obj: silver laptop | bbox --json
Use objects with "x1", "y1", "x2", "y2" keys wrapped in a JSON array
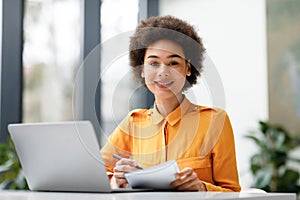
[{"x1": 8, "y1": 121, "x2": 149, "y2": 193}]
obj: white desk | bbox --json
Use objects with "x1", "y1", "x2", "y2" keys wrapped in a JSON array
[{"x1": 0, "y1": 190, "x2": 297, "y2": 200}]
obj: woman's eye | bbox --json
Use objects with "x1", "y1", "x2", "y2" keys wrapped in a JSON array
[
  {"x1": 168, "y1": 61, "x2": 179, "y2": 66},
  {"x1": 150, "y1": 62, "x2": 160, "y2": 67}
]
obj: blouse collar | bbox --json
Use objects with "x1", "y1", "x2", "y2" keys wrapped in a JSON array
[{"x1": 151, "y1": 97, "x2": 192, "y2": 126}]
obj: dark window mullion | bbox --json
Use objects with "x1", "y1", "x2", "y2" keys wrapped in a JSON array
[
  {"x1": 0, "y1": 0, "x2": 23, "y2": 143},
  {"x1": 81, "y1": 0, "x2": 101, "y2": 141}
]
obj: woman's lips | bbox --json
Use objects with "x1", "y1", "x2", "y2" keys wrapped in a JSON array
[{"x1": 154, "y1": 81, "x2": 173, "y2": 88}]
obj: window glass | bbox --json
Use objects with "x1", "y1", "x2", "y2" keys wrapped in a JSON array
[
  {"x1": 100, "y1": 0, "x2": 139, "y2": 135},
  {"x1": 23, "y1": 0, "x2": 81, "y2": 122}
]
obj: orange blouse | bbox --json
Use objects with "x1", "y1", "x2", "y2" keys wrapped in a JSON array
[{"x1": 100, "y1": 98, "x2": 241, "y2": 192}]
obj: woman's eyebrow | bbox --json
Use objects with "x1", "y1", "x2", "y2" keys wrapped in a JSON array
[
  {"x1": 146, "y1": 54, "x2": 184, "y2": 59},
  {"x1": 146, "y1": 55, "x2": 159, "y2": 59},
  {"x1": 167, "y1": 54, "x2": 183, "y2": 59}
]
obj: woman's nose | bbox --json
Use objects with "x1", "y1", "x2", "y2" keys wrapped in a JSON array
[{"x1": 158, "y1": 64, "x2": 170, "y2": 77}]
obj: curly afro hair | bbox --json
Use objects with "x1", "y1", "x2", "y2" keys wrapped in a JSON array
[{"x1": 129, "y1": 15, "x2": 206, "y2": 90}]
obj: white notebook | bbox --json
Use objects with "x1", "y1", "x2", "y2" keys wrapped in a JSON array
[{"x1": 125, "y1": 160, "x2": 179, "y2": 190}]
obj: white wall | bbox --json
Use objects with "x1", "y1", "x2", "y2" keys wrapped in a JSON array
[{"x1": 160, "y1": 0, "x2": 268, "y2": 188}]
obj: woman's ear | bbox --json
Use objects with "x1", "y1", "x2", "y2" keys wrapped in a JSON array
[{"x1": 186, "y1": 61, "x2": 191, "y2": 76}]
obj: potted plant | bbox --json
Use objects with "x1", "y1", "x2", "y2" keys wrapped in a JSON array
[
  {"x1": 246, "y1": 121, "x2": 300, "y2": 194},
  {"x1": 0, "y1": 138, "x2": 28, "y2": 190}
]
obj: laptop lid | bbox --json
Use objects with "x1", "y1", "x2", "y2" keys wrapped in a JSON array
[{"x1": 8, "y1": 121, "x2": 113, "y2": 192}]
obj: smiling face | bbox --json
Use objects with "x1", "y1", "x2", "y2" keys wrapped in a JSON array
[{"x1": 142, "y1": 40, "x2": 191, "y2": 101}]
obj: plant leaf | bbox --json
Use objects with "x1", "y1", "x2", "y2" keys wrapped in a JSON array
[
  {"x1": 253, "y1": 169, "x2": 273, "y2": 188},
  {"x1": 0, "y1": 160, "x2": 13, "y2": 173},
  {"x1": 259, "y1": 121, "x2": 269, "y2": 134},
  {"x1": 245, "y1": 135, "x2": 267, "y2": 150}
]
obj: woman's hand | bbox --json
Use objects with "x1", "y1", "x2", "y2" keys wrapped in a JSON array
[
  {"x1": 113, "y1": 158, "x2": 140, "y2": 188},
  {"x1": 171, "y1": 167, "x2": 207, "y2": 191}
]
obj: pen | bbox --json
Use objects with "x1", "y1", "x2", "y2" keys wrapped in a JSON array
[{"x1": 112, "y1": 154, "x2": 143, "y2": 170}]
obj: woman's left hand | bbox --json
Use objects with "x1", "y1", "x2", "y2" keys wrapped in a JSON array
[{"x1": 171, "y1": 167, "x2": 207, "y2": 191}]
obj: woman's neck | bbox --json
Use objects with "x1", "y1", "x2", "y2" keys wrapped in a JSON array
[{"x1": 155, "y1": 94, "x2": 184, "y2": 117}]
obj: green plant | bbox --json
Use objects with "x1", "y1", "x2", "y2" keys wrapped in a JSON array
[
  {"x1": 246, "y1": 121, "x2": 300, "y2": 194},
  {"x1": 0, "y1": 138, "x2": 28, "y2": 190}
]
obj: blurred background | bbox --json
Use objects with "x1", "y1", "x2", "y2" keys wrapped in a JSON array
[{"x1": 0, "y1": 0, "x2": 299, "y2": 193}]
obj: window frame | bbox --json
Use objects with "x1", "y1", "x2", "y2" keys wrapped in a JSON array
[
  {"x1": 0, "y1": 0, "x2": 158, "y2": 143},
  {"x1": 0, "y1": 0, "x2": 23, "y2": 143}
]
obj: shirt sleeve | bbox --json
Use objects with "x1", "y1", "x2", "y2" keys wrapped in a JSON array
[
  {"x1": 100, "y1": 115, "x2": 132, "y2": 174},
  {"x1": 204, "y1": 111, "x2": 241, "y2": 192}
]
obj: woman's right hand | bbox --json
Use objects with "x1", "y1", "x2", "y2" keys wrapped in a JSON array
[{"x1": 113, "y1": 158, "x2": 140, "y2": 188}]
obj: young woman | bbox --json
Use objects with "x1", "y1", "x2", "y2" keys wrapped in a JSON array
[{"x1": 100, "y1": 15, "x2": 241, "y2": 192}]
